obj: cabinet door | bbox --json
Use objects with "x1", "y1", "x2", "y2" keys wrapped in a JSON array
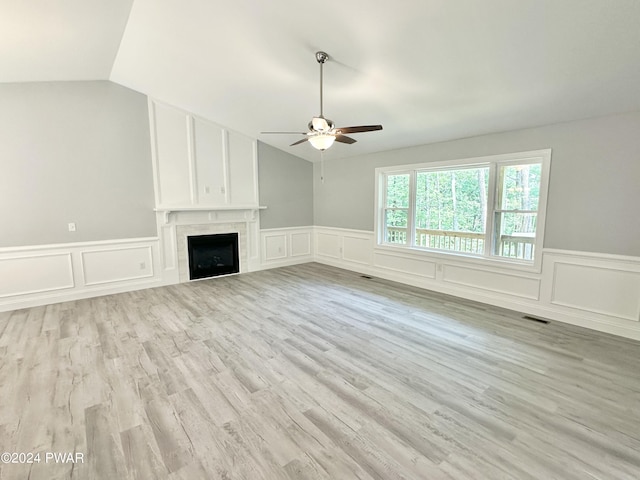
[
  {"x1": 227, "y1": 130, "x2": 258, "y2": 205},
  {"x1": 152, "y1": 102, "x2": 191, "y2": 206},
  {"x1": 193, "y1": 117, "x2": 227, "y2": 205}
]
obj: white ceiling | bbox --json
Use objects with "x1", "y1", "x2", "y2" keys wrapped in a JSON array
[
  {"x1": 2, "y1": 0, "x2": 640, "y2": 162},
  {"x1": 0, "y1": 0, "x2": 134, "y2": 82}
]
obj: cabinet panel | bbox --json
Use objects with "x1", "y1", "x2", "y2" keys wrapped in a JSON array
[
  {"x1": 150, "y1": 99, "x2": 259, "y2": 209},
  {"x1": 193, "y1": 117, "x2": 226, "y2": 205},
  {"x1": 227, "y1": 130, "x2": 257, "y2": 205},
  {"x1": 153, "y1": 102, "x2": 191, "y2": 205}
]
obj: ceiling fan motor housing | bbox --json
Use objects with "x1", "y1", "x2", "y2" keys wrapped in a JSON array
[{"x1": 309, "y1": 116, "x2": 334, "y2": 132}]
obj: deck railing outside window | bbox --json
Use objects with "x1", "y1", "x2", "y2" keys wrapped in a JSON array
[{"x1": 385, "y1": 227, "x2": 535, "y2": 261}]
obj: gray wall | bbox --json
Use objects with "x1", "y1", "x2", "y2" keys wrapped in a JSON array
[
  {"x1": 258, "y1": 141, "x2": 313, "y2": 229},
  {"x1": 0, "y1": 81, "x2": 155, "y2": 247},
  {"x1": 314, "y1": 111, "x2": 640, "y2": 257}
]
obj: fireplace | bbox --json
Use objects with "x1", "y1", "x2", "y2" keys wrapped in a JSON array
[{"x1": 187, "y1": 233, "x2": 239, "y2": 280}]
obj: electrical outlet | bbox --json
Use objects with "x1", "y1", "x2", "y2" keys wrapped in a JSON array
[
  {"x1": 139, "y1": 262, "x2": 146, "y2": 270},
  {"x1": 68, "y1": 223, "x2": 76, "y2": 232}
]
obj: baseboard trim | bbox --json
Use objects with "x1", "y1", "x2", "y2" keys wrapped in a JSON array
[
  {"x1": 254, "y1": 256, "x2": 315, "y2": 272},
  {"x1": 0, "y1": 278, "x2": 169, "y2": 313}
]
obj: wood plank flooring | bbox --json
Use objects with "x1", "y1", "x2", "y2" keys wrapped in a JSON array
[{"x1": 1, "y1": 262, "x2": 639, "y2": 479}]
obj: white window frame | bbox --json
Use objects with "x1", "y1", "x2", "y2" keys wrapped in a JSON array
[
  {"x1": 382, "y1": 172, "x2": 412, "y2": 245},
  {"x1": 374, "y1": 149, "x2": 552, "y2": 272}
]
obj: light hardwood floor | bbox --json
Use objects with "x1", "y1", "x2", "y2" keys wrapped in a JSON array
[{"x1": 1, "y1": 262, "x2": 639, "y2": 479}]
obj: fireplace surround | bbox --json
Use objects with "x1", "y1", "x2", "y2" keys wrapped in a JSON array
[
  {"x1": 174, "y1": 221, "x2": 249, "y2": 283},
  {"x1": 155, "y1": 207, "x2": 260, "y2": 284}
]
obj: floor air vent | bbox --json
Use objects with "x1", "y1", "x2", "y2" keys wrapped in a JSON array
[
  {"x1": 523, "y1": 315, "x2": 550, "y2": 324},
  {"x1": 360, "y1": 275, "x2": 373, "y2": 279}
]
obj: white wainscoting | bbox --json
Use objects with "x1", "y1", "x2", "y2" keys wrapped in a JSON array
[
  {"x1": 541, "y1": 250, "x2": 640, "y2": 324},
  {"x1": 0, "y1": 253, "x2": 74, "y2": 298},
  {"x1": 316, "y1": 228, "x2": 373, "y2": 267},
  {"x1": 0, "y1": 238, "x2": 164, "y2": 312},
  {"x1": 442, "y1": 264, "x2": 540, "y2": 300},
  {"x1": 373, "y1": 249, "x2": 437, "y2": 281},
  {"x1": 260, "y1": 227, "x2": 314, "y2": 268},
  {"x1": 81, "y1": 246, "x2": 154, "y2": 286},
  {"x1": 313, "y1": 227, "x2": 640, "y2": 341},
  {"x1": 3, "y1": 226, "x2": 639, "y2": 341}
]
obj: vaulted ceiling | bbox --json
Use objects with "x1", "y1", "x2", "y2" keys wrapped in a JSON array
[{"x1": 2, "y1": 0, "x2": 640, "y2": 161}]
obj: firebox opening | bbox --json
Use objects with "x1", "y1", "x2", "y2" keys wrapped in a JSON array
[{"x1": 187, "y1": 233, "x2": 239, "y2": 280}]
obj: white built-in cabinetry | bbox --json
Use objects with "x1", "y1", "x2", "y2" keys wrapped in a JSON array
[
  {"x1": 149, "y1": 99, "x2": 259, "y2": 208},
  {"x1": 148, "y1": 99, "x2": 262, "y2": 283}
]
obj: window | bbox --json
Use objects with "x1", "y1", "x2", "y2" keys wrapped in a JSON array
[
  {"x1": 383, "y1": 174, "x2": 410, "y2": 245},
  {"x1": 376, "y1": 150, "x2": 551, "y2": 268},
  {"x1": 493, "y1": 162, "x2": 541, "y2": 260},
  {"x1": 414, "y1": 166, "x2": 489, "y2": 254}
]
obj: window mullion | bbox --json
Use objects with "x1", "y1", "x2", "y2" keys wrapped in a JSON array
[
  {"x1": 381, "y1": 173, "x2": 389, "y2": 244},
  {"x1": 484, "y1": 162, "x2": 498, "y2": 258},
  {"x1": 408, "y1": 170, "x2": 417, "y2": 247}
]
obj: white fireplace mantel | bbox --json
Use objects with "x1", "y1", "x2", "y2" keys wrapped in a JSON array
[{"x1": 154, "y1": 205, "x2": 267, "y2": 225}]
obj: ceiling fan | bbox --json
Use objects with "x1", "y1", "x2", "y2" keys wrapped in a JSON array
[{"x1": 262, "y1": 51, "x2": 383, "y2": 151}]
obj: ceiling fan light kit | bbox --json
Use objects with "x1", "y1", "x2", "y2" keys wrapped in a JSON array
[
  {"x1": 308, "y1": 133, "x2": 335, "y2": 151},
  {"x1": 262, "y1": 51, "x2": 383, "y2": 152}
]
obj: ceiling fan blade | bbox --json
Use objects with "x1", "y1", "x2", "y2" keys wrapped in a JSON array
[
  {"x1": 290, "y1": 138, "x2": 310, "y2": 146},
  {"x1": 335, "y1": 135, "x2": 357, "y2": 144},
  {"x1": 335, "y1": 125, "x2": 383, "y2": 134},
  {"x1": 261, "y1": 131, "x2": 307, "y2": 135}
]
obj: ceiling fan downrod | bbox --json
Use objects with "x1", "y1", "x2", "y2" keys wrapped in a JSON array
[{"x1": 316, "y1": 51, "x2": 329, "y2": 120}]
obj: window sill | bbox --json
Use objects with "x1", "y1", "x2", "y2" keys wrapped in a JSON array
[{"x1": 374, "y1": 242, "x2": 543, "y2": 275}]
